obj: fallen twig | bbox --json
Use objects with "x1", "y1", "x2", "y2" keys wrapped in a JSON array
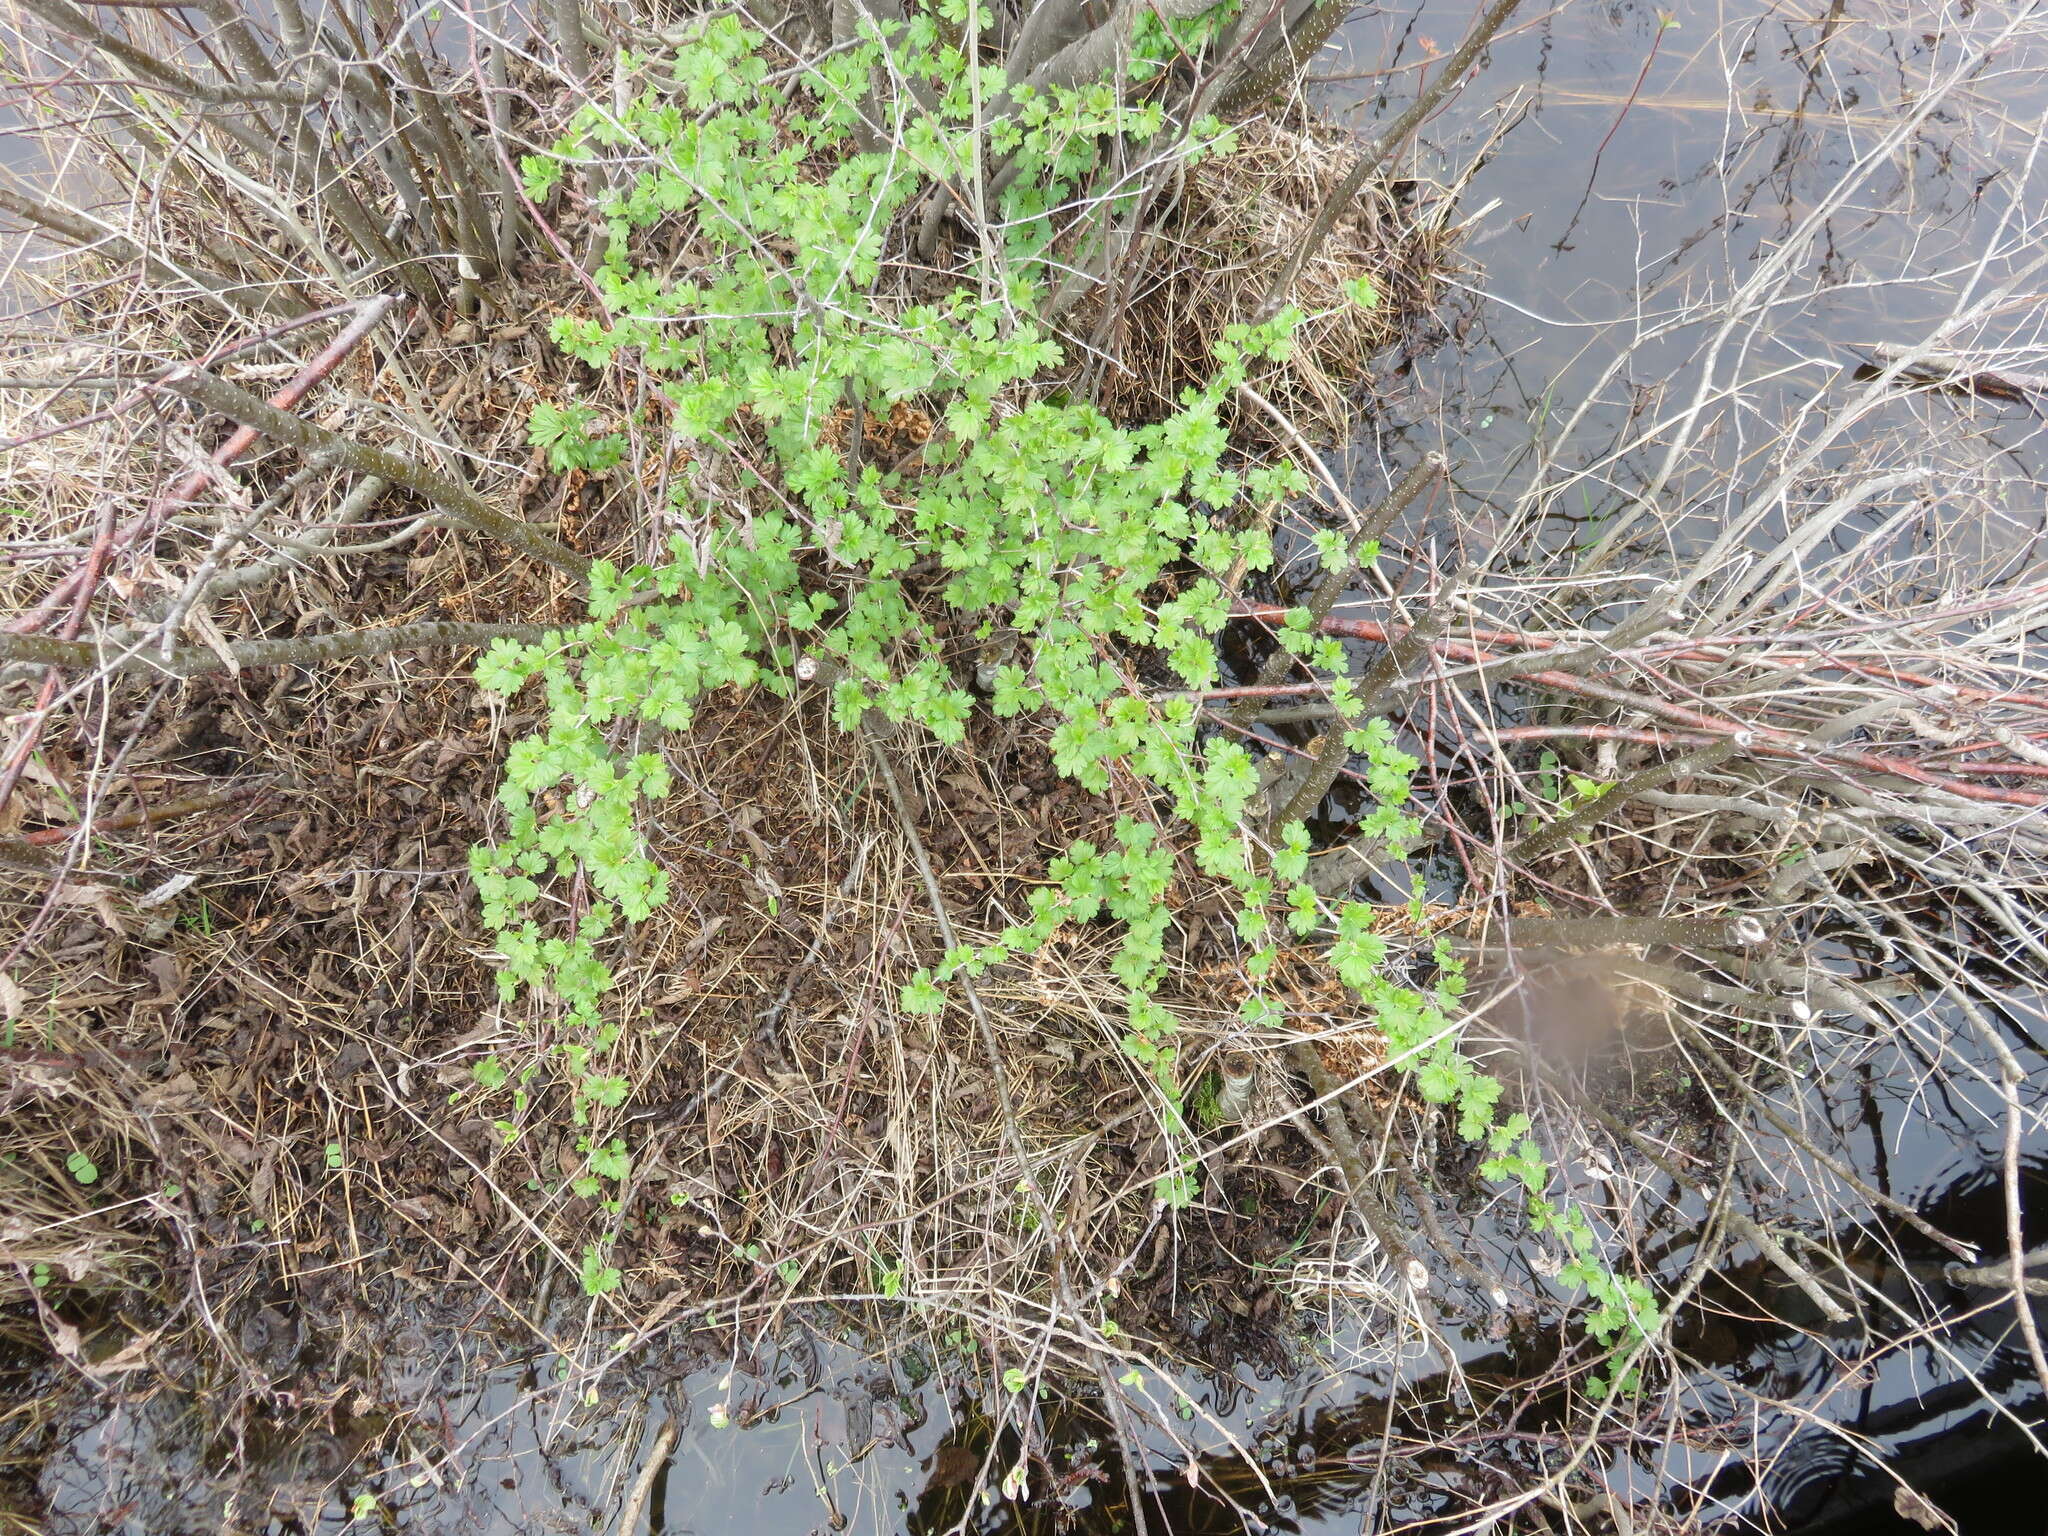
[
  {"x1": 154, "y1": 366, "x2": 592, "y2": 582},
  {"x1": 0, "y1": 620, "x2": 553, "y2": 678}
]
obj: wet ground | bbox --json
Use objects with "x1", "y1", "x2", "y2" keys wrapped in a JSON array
[
  {"x1": 34, "y1": 961, "x2": 2044, "y2": 1535},
  {"x1": 22, "y1": 0, "x2": 2048, "y2": 1530}
]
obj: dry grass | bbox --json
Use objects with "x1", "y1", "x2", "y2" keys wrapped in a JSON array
[{"x1": 1090, "y1": 113, "x2": 1456, "y2": 435}]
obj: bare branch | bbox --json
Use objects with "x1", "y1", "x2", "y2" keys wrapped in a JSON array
[
  {"x1": 153, "y1": 366, "x2": 592, "y2": 583},
  {"x1": 0, "y1": 621, "x2": 553, "y2": 679}
]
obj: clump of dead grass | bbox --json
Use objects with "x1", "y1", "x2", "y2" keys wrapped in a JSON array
[
  {"x1": 533, "y1": 695, "x2": 1250, "y2": 1333},
  {"x1": 1089, "y1": 113, "x2": 1458, "y2": 436}
]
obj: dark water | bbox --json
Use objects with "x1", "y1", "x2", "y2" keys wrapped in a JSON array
[
  {"x1": 24, "y1": 0, "x2": 2048, "y2": 1530},
  {"x1": 1330, "y1": 0, "x2": 2048, "y2": 576},
  {"x1": 37, "y1": 1039, "x2": 2048, "y2": 1534}
]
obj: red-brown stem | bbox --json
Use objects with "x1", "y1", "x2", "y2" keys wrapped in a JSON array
[
  {"x1": 458, "y1": 10, "x2": 606, "y2": 308},
  {"x1": 156, "y1": 295, "x2": 401, "y2": 514},
  {"x1": 0, "y1": 498, "x2": 117, "y2": 813},
  {"x1": 0, "y1": 298, "x2": 401, "y2": 816},
  {"x1": 1470, "y1": 724, "x2": 1717, "y2": 750}
]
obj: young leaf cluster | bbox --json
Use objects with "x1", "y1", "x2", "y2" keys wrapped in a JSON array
[{"x1": 472, "y1": 11, "x2": 1659, "y2": 1368}]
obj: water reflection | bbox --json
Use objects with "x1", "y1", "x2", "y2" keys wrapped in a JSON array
[
  {"x1": 1317, "y1": 0, "x2": 2048, "y2": 575},
  {"x1": 883, "y1": 1159, "x2": 2046, "y2": 1536}
]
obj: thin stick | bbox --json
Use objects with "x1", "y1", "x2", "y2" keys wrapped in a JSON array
[
  {"x1": 1286, "y1": 1042, "x2": 1419, "y2": 1269},
  {"x1": 2000, "y1": 1077, "x2": 2048, "y2": 1394},
  {"x1": 612, "y1": 1419, "x2": 677, "y2": 1536},
  {"x1": 1683, "y1": 1037, "x2": 1977, "y2": 1261},
  {"x1": 1552, "y1": 13, "x2": 1675, "y2": 245},
  {"x1": 0, "y1": 497, "x2": 114, "y2": 815}
]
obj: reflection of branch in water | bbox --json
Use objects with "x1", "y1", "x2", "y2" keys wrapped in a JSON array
[
  {"x1": 1550, "y1": 12, "x2": 1679, "y2": 254},
  {"x1": 900, "y1": 1144, "x2": 2048, "y2": 1536}
]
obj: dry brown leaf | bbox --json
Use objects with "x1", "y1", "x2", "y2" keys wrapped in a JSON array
[
  {"x1": 141, "y1": 951, "x2": 183, "y2": 1008},
  {"x1": 137, "y1": 1072, "x2": 201, "y2": 1109},
  {"x1": 93, "y1": 1327, "x2": 162, "y2": 1374},
  {"x1": 49, "y1": 880, "x2": 126, "y2": 932},
  {"x1": 1893, "y1": 1484, "x2": 1954, "y2": 1533},
  {"x1": 45, "y1": 1314, "x2": 83, "y2": 1362},
  {"x1": 186, "y1": 605, "x2": 243, "y2": 676},
  {"x1": 247, "y1": 1142, "x2": 279, "y2": 1214}
]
